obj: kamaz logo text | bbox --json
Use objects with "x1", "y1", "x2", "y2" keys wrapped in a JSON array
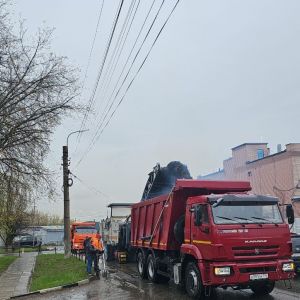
[{"x1": 245, "y1": 240, "x2": 267, "y2": 243}]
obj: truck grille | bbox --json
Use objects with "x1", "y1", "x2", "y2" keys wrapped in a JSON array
[{"x1": 232, "y1": 245, "x2": 279, "y2": 258}]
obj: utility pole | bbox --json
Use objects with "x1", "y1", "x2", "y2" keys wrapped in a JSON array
[
  {"x1": 63, "y1": 129, "x2": 88, "y2": 258},
  {"x1": 63, "y1": 145, "x2": 71, "y2": 257}
]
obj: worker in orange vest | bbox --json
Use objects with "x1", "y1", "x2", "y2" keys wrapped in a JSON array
[
  {"x1": 91, "y1": 234, "x2": 104, "y2": 253},
  {"x1": 90, "y1": 233, "x2": 104, "y2": 276}
]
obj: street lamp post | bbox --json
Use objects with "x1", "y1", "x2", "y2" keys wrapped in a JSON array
[{"x1": 63, "y1": 129, "x2": 88, "y2": 257}]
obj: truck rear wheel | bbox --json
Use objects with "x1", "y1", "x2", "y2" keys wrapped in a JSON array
[
  {"x1": 185, "y1": 262, "x2": 203, "y2": 299},
  {"x1": 137, "y1": 251, "x2": 147, "y2": 279},
  {"x1": 147, "y1": 254, "x2": 159, "y2": 282},
  {"x1": 250, "y1": 280, "x2": 275, "y2": 296},
  {"x1": 146, "y1": 254, "x2": 169, "y2": 283}
]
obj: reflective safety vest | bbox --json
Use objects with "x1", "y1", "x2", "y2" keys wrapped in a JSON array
[{"x1": 91, "y1": 237, "x2": 104, "y2": 251}]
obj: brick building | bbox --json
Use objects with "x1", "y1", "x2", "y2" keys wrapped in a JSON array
[{"x1": 199, "y1": 143, "x2": 300, "y2": 223}]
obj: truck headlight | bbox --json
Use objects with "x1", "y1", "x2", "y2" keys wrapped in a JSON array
[
  {"x1": 282, "y1": 263, "x2": 294, "y2": 272},
  {"x1": 214, "y1": 267, "x2": 231, "y2": 276}
]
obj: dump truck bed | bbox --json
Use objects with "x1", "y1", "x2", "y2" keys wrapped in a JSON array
[{"x1": 131, "y1": 180, "x2": 251, "y2": 251}]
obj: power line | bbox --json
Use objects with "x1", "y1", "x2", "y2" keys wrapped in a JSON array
[
  {"x1": 94, "y1": 0, "x2": 139, "y2": 106},
  {"x1": 76, "y1": 0, "x2": 105, "y2": 146},
  {"x1": 70, "y1": 170, "x2": 110, "y2": 199},
  {"x1": 75, "y1": 0, "x2": 158, "y2": 167},
  {"x1": 100, "y1": 0, "x2": 157, "y2": 119},
  {"x1": 85, "y1": 0, "x2": 166, "y2": 157},
  {"x1": 78, "y1": 0, "x2": 140, "y2": 157},
  {"x1": 93, "y1": 0, "x2": 164, "y2": 143},
  {"x1": 87, "y1": 0, "x2": 125, "y2": 116},
  {"x1": 95, "y1": 0, "x2": 148, "y2": 121},
  {"x1": 78, "y1": 0, "x2": 125, "y2": 142},
  {"x1": 77, "y1": 0, "x2": 180, "y2": 166},
  {"x1": 83, "y1": 0, "x2": 105, "y2": 88},
  {"x1": 94, "y1": 0, "x2": 180, "y2": 143},
  {"x1": 80, "y1": 0, "x2": 105, "y2": 102}
]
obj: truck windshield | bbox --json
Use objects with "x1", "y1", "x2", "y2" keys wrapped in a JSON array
[
  {"x1": 211, "y1": 203, "x2": 283, "y2": 224},
  {"x1": 75, "y1": 227, "x2": 97, "y2": 234}
]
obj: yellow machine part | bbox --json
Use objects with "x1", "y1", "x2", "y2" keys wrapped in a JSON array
[{"x1": 117, "y1": 251, "x2": 127, "y2": 264}]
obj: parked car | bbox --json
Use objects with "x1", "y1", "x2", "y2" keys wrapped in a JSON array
[
  {"x1": 291, "y1": 234, "x2": 300, "y2": 273},
  {"x1": 13, "y1": 235, "x2": 41, "y2": 247}
]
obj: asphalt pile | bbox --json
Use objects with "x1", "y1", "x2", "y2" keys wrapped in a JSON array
[{"x1": 141, "y1": 161, "x2": 192, "y2": 201}]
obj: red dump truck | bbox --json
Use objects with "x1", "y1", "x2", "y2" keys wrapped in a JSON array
[{"x1": 131, "y1": 180, "x2": 295, "y2": 298}]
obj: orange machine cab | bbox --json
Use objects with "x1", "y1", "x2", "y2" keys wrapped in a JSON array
[{"x1": 71, "y1": 222, "x2": 98, "y2": 253}]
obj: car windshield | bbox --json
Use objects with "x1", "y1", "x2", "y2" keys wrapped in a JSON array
[
  {"x1": 75, "y1": 227, "x2": 97, "y2": 234},
  {"x1": 211, "y1": 203, "x2": 283, "y2": 224}
]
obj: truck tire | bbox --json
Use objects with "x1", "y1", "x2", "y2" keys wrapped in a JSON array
[
  {"x1": 250, "y1": 281, "x2": 275, "y2": 296},
  {"x1": 147, "y1": 254, "x2": 159, "y2": 283},
  {"x1": 146, "y1": 254, "x2": 169, "y2": 283},
  {"x1": 137, "y1": 251, "x2": 147, "y2": 279},
  {"x1": 174, "y1": 215, "x2": 185, "y2": 244},
  {"x1": 185, "y1": 262, "x2": 203, "y2": 299}
]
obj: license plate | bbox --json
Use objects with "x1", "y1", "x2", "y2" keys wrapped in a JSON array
[{"x1": 250, "y1": 273, "x2": 269, "y2": 280}]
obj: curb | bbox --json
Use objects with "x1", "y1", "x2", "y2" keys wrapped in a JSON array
[{"x1": 10, "y1": 278, "x2": 94, "y2": 299}]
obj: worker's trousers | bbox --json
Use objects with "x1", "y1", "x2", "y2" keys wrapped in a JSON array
[{"x1": 86, "y1": 254, "x2": 92, "y2": 274}]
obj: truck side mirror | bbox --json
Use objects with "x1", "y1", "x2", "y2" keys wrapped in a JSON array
[
  {"x1": 286, "y1": 204, "x2": 294, "y2": 225},
  {"x1": 194, "y1": 205, "x2": 202, "y2": 226}
]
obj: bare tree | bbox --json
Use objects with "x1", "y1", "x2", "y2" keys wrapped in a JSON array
[
  {"x1": 30, "y1": 210, "x2": 64, "y2": 226},
  {"x1": 0, "y1": 2, "x2": 80, "y2": 248},
  {"x1": 0, "y1": 1, "x2": 79, "y2": 185}
]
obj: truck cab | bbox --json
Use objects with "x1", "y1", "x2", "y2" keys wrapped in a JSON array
[
  {"x1": 71, "y1": 222, "x2": 98, "y2": 254},
  {"x1": 181, "y1": 193, "x2": 294, "y2": 297}
]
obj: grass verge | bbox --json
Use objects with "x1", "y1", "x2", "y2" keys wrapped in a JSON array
[
  {"x1": 276, "y1": 276, "x2": 300, "y2": 293},
  {"x1": 0, "y1": 256, "x2": 17, "y2": 275},
  {"x1": 30, "y1": 254, "x2": 87, "y2": 291}
]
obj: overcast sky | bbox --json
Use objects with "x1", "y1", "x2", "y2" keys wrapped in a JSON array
[{"x1": 12, "y1": 0, "x2": 300, "y2": 220}]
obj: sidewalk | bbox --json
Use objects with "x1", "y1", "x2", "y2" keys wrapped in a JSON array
[{"x1": 0, "y1": 252, "x2": 37, "y2": 300}]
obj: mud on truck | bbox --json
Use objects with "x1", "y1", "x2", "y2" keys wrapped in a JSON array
[{"x1": 130, "y1": 179, "x2": 295, "y2": 299}]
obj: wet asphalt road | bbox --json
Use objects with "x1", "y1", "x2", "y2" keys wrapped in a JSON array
[{"x1": 21, "y1": 263, "x2": 300, "y2": 300}]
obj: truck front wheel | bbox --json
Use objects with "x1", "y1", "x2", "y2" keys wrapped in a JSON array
[
  {"x1": 185, "y1": 262, "x2": 203, "y2": 299},
  {"x1": 250, "y1": 281, "x2": 275, "y2": 296},
  {"x1": 137, "y1": 251, "x2": 147, "y2": 279}
]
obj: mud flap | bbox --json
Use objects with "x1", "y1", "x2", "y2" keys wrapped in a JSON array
[{"x1": 283, "y1": 279, "x2": 292, "y2": 289}]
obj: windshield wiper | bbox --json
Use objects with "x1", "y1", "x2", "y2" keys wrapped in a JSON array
[
  {"x1": 216, "y1": 216, "x2": 244, "y2": 223},
  {"x1": 250, "y1": 216, "x2": 279, "y2": 226},
  {"x1": 216, "y1": 216, "x2": 247, "y2": 227},
  {"x1": 233, "y1": 216, "x2": 253, "y2": 223},
  {"x1": 216, "y1": 216, "x2": 236, "y2": 221}
]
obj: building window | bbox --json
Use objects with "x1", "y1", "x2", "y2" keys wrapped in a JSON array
[{"x1": 257, "y1": 149, "x2": 264, "y2": 159}]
